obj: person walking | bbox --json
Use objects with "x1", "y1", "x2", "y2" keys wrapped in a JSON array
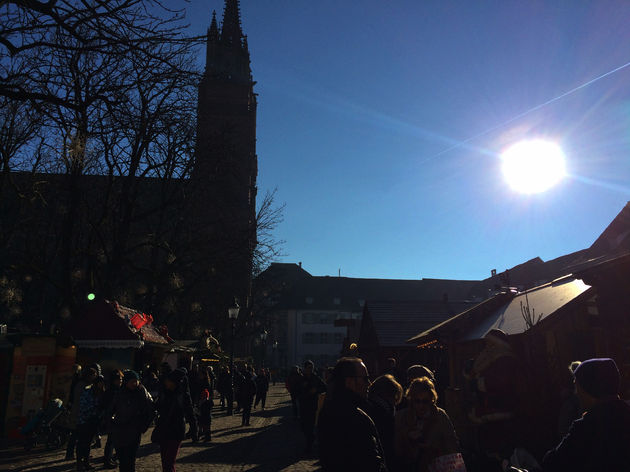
[
  {"x1": 198, "y1": 388, "x2": 213, "y2": 442},
  {"x1": 296, "y1": 360, "x2": 326, "y2": 454},
  {"x1": 110, "y1": 370, "x2": 155, "y2": 472},
  {"x1": 254, "y1": 368, "x2": 269, "y2": 410},
  {"x1": 101, "y1": 370, "x2": 123, "y2": 468},
  {"x1": 318, "y1": 357, "x2": 387, "y2": 471},
  {"x1": 66, "y1": 366, "x2": 98, "y2": 461},
  {"x1": 239, "y1": 370, "x2": 257, "y2": 426},
  {"x1": 76, "y1": 375, "x2": 106, "y2": 471},
  {"x1": 286, "y1": 366, "x2": 302, "y2": 419},
  {"x1": 542, "y1": 358, "x2": 630, "y2": 472},
  {"x1": 152, "y1": 368, "x2": 198, "y2": 472}
]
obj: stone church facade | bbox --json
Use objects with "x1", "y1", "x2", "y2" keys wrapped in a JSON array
[{"x1": 0, "y1": 0, "x2": 258, "y2": 339}]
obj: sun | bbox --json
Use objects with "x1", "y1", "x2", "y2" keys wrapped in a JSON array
[{"x1": 500, "y1": 139, "x2": 567, "y2": 194}]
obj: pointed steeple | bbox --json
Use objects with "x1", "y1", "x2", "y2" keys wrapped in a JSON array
[
  {"x1": 209, "y1": 10, "x2": 219, "y2": 41},
  {"x1": 221, "y1": 0, "x2": 244, "y2": 47}
]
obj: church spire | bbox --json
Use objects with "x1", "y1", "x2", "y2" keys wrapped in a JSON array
[
  {"x1": 209, "y1": 10, "x2": 219, "y2": 41},
  {"x1": 221, "y1": 0, "x2": 244, "y2": 47}
]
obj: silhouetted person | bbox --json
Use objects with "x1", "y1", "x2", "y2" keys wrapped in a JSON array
[
  {"x1": 296, "y1": 360, "x2": 326, "y2": 453},
  {"x1": 318, "y1": 357, "x2": 387, "y2": 471},
  {"x1": 286, "y1": 366, "x2": 302, "y2": 419},
  {"x1": 543, "y1": 358, "x2": 630, "y2": 472},
  {"x1": 153, "y1": 368, "x2": 197, "y2": 472},
  {"x1": 366, "y1": 374, "x2": 403, "y2": 470},
  {"x1": 254, "y1": 368, "x2": 269, "y2": 410},
  {"x1": 239, "y1": 371, "x2": 257, "y2": 426},
  {"x1": 110, "y1": 370, "x2": 155, "y2": 472}
]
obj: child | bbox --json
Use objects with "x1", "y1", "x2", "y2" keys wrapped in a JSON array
[{"x1": 198, "y1": 388, "x2": 213, "y2": 442}]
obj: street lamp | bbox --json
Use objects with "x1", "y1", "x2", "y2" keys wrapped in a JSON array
[
  {"x1": 271, "y1": 340, "x2": 278, "y2": 385},
  {"x1": 260, "y1": 330, "x2": 268, "y2": 368},
  {"x1": 227, "y1": 301, "x2": 240, "y2": 416}
]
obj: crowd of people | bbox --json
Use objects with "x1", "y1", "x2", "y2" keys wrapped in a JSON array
[
  {"x1": 284, "y1": 331, "x2": 630, "y2": 472},
  {"x1": 62, "y1": 361, "x2": 272, "y2": 472},
  {"x1": 56, "y1": 334, "x2": 630, "y2": 472}
]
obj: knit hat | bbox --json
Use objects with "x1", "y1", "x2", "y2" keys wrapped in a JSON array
[
  {"x1": 574, "y1": 358, "x2": 620, "y2": 398},
  {"x1": 167, "y1": 367, "x2": 187, "y2": 384},
  {"x1": 200, "y1": 389, "x2": 210, "y2": 401},
  {"x1": 123, "y1": 369, "x2": 140, "y2": 383}
]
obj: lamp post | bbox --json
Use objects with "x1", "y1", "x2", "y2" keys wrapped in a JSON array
[
  {"x1": 260, "y1": 330, "x2": 268, "y2": 368},
  {"x1": 227, "y1": 301, "x2": 240, "y2": 416},
  {"x1": 271, "y1": 340, "x2": 278, "y2": 385}
]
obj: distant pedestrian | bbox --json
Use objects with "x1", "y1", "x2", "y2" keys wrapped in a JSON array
[
  {"x1": 239, "y1": 370, "x2": 257, "y2": 426},
  {"x1": 111, "y1": 370, "x2": 155, "y2": 472},
  {"x1": 66, "y1": 366, "x2": 98, "y2": 461},
  {"x1": 152, "y1": 368, "x2": 197, "y2": 472},
  {"x1": 76, "y1": 375, "x2": 106, "y2": 471},
  {"x1": 286, "y1": 366, "x2": 302, "y2": 419},
  {"x1": 198, "y1": 389, "x2": 213, "y2": 442},
  {"x1": 318, "y1": 357, "x2": 387, "y2": 471},
  {"x1": 254, "y1": 368, "x2": 269, "y2": 410},
  {"x1": 542, "y1": 358, "x2": 630, "y2": 472},
  {"x1": 296, "y1": 360, "x2": 326, "y2": 454},
  {"x1": 217, "y1": 367, "x2": 231, "y2": 409},
  {"x1": 102, "y1": 370, "x2": 123, "y2": 469}
]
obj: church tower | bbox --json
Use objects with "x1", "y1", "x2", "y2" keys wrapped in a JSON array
[{"x1": 192, "y1": 0, "x2": 258, "y2": 322}]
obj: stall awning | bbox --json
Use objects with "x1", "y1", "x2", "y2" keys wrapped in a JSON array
[{"x1": 75, "y1": 339, "x2": 144, "y2": 349}]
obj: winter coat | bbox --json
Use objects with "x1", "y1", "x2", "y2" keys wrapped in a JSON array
[
  {"x1": 318, "y1": 389, "x2": 387, "y2": 472},
  {"x1": 296, "y1": 373, "x2": 326, "y2": 415},
  {"x1": 78, "y1": 387, "x2": 102, "y2": 426},
  {"x1": 237, "y1": 374, "x2": 257, "y2": 405},
  {"x1": 110, "y1": 385, "x2": 155, "y2": 447},
  {"x1": 394, "y1": 404, "x2": 459, "y2": 472},
  {"x1": 152, "y1": 380, "x2": 197, "y2": 442},
  {"x1": 542, "y1": 397, "x2": 630, "y2": 472},
  {"x1": 255, "y1": 374, "x2": 269, "y2": 394},
  {"x1": 366, "y1": 393, "x2": 397, "y2": 470},
  {"x1": 68, "y1": 379, "x2": 90, "y2": 429}
]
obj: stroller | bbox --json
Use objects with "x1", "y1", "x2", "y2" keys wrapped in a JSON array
[{"x1": 21, "y1": 398, "x2": 67, "y2": 451}]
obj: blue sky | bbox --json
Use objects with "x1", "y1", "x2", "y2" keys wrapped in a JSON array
[{"x1": 187, "y1": 1, "x2": 630, "y2": 280}]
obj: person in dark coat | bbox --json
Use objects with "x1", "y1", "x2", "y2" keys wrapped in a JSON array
[
  {"x1": 102, "y1": 370, "x2": 123, "y2": 468},
  {"x1": 366, "y1": 374, "x2": 403, "y2": 471},
  {"x1": 110, "y1": 370, "x2": 155, "y2": 472},
  {"x1": 254, "y1": 368, "x2": 269, "y2": 410},
  {"x1": 66, "y1": 366, "x2": 98, "y2": 460},
  {"x1": 76, "y1": 375, "x2": 106, "y2": 471},
  {"x1": 318, "y1": 357, "x2": 387, "y2": 471},
  {"x1": 152, "y1": 368, "x2": 197, "y2": 472},
  {"x1": 238, "y1": 371, "x2": 257, "y2": 426},
  {"x1": 296, "y1": 360, "x2": 326, "y2": 453},
  {"x1": 542, "y1": 358, "x2": 630, "y2": 472},
  {"x1": 217, "y1": 367, "x2": 231, "y2": 409},
  {"x1": 197, "y1": 388, "x2": 213, "y2": 442},
  {"x1": 285, "y1": 366, "x2": 302, "y2": 419}
]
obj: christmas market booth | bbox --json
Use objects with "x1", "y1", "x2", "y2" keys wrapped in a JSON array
[
  {"x1": 2, "y1": 332, "x2": 76, "y2": 440},
  {"x1": 68, "y1": 299, "x2": 173, "y2": 373}
]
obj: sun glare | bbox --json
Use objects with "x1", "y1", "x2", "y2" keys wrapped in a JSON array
[{"x1": 501, "y1": 139, "x2": 567, "y2": 194}]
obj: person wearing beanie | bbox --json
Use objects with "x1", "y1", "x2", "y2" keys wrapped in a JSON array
[
  {"x1": 543, "y1": 358, "x2": 630, "y2": 472},
  {"x1": 110, "y1": 369, "x2": 155, "y2": 472},
  {"x1": 75, "y1": 375, "x2": 106, "y2": 471},
  {"x1": 152, "y1": 367, "x2": 197, "y2": 471}
]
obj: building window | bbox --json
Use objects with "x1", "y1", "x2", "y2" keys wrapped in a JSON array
[
  {"x1": 305, "y1": 297, "x2": 314, "y2": 304},
  {"x1": 333, "y1": 297, "x2": 341, "y2": 305},
  {"x1": 302, "y1": 332, "x2": 317, "y2": 344}
]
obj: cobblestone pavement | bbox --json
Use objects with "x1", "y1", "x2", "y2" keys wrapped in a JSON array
[{"x1": 0, "y1": 386, "x2": 322, "y2": 472}]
